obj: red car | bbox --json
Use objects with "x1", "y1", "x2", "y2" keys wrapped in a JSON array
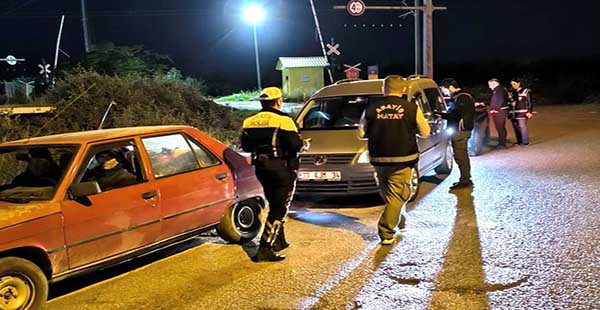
[{"x1": 0, "y1": 126, "x2": 265, "y2": 309}]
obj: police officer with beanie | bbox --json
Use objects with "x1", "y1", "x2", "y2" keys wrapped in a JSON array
[
  {"x1": 241, "y1": 87, "x2": 309, "y2": 262},
  {"x1": 439, "y1": 78, "x2": 475, "y2": 190},
  {"x1": 359, "y1": 76, "x2": 431, "y2": 245}
]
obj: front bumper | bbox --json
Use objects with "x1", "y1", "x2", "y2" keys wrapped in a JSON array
[{"x1": 295, "y1": 161, "x2": 379, "y2": 196}]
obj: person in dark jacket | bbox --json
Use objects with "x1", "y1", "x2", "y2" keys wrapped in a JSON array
[
  {"x1": 241, "y1": 87, "x2": 309, "y2": 262},
  {"x1": 487, "y1": 78, "x2": 510, "y2": 148},
  {"x1": 92, "y1": 150, "x2": 137, "y2": 191},
  {"x1": 439, "y1": 78, "x2": 476, "y2": 190},
  {"x1": 359, "y1": 76, "x2": 431, "y2": 245},
  {"x1": 510, "y1": 78, "x2": 533, "y2": 145}
]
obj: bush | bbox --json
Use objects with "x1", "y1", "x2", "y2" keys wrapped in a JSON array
[{"x1": 0, "y1": 70, "x2": 247, "y2": 146}]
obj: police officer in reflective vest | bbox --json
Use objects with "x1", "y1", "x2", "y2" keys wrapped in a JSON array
[
  {"x1": 241, "y1": 87, "x2": 309, "y2": 262},
  {"x1": 359, "y1": 76, "x2": 431, "y2": 245},
  {"x1": 509, "y1": 78, "x2": 533, "y2": 145}
]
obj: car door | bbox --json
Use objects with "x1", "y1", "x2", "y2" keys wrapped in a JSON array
[
  {"x1": 423, "y1": 87, "x2": 449, "y2": 164},
  {"x1": 61, "y1": 139, "x2": 161, "y2": 268},
  {"x1": 139, "y1": 132, "x2": 235, "y2": 240},
  {"x1": 413, "y1": 91, "x2": 437, "y2": 170}
]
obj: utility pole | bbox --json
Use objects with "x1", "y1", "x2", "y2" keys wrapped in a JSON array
[
  {"x1": 422, "y1": 0, "x2": 436, "y2": 79},
  {"x1": 414, "y1": 0, "x2": 421, "y2": 75},
  {"x1": 81, "y1": 0, "x2": 91, "y2": 52},
  {"x1": 252, "y1": 23, "x2": 262, "y2": 90},
  {"x1": 334, "y1": 1, "x2": 446, "y2": 79}
]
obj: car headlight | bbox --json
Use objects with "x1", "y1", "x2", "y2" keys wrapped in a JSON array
[
  {"x1": 357, "y1": 151, "x2": 370, "y2": 163},
  {"x1": 446, "y1": 127, "x2": 455, "y2": 136}
]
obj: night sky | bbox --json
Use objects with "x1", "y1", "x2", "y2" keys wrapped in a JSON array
[{"x1": 2, "y1": 0, "x2": 600, "y2": 86}]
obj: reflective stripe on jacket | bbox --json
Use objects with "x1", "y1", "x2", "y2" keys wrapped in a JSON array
[{"x1": 241, "y1": 107, "x2": 303, "y2": 170}]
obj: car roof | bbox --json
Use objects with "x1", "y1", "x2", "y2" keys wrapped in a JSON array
[
  {"x1": 311, "y1": 79, "x2": 384, "y2": 99},
  {"x1": 1, "y1": 125, "x2": 193, "y2": 146},
  {"x1": 309, "y1": 77, "x2": 439, "y2": 99}
]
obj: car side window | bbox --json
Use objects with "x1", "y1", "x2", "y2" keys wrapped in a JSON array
[
  {"x1": 77, "y1": 141, "x2": 144, "y2": 193},
  {"x1": 142, "y1": 134, "x2": 200, "y2": 178},
  {"x1": 186, "y1": 136, "x2": 220, "y2": 168},
  {"x1": 424, "y1": 87, "x2": 447, "y2": 112},
  {"x1": 412, "y1": 92, "x2": 432, "y2": 120}
]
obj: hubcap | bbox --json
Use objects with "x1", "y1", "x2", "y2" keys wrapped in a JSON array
[
  {"x1": 0, "y1": 275, "x2": 33, "y2": 310},
  {"x1": 236, "y1": 205, "x2": 255, "y2": 231}
]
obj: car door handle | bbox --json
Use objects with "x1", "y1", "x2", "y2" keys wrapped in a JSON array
[
  {"x1": 215, "y1": 173, "x2": 228, "y2": 180},
  {"x1": 142, "y1": 191, "x2": 158, "y2": 200}
]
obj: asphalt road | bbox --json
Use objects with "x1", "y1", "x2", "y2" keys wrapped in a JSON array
[{"x1": 46, "y1": 104, "x2": 600, "y2": 310}]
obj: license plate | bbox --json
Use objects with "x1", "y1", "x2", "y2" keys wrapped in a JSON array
[{"x1": 298, "y1": 171, "x2": 341, "y2": 181}]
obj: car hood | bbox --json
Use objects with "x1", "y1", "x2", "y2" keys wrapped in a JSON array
[
  {"x1": 0, "y1": 201, "x2": 60, "y2": 229},
  {"x1": 299, "y1": 129, "x2": 368, "y2": 154}
]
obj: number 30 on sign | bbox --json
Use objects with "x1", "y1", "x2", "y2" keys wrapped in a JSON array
[{"x1": 347, "y1": 0, "x2": 366, "y2": 17}]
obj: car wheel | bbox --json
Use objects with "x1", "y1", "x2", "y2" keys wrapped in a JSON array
[
  {"x1": 217, "y1": 199, "x2": 265, "y2": 244},
  {"x1": 435, "y1": 141, "x2": 454, "y2": 174},
  {"x1": 0, "y1": 257, "x2": 48, "y2": 310},
  {"x1": 408, "y1": 167, "x2": 420, "y2": 202}
]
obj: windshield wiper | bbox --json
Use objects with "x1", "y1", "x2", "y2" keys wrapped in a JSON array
[{"x1": 0, "y1": 196, "x2": 30, "y2": 204}]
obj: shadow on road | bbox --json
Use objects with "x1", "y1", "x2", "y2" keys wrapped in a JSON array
[
  {"x1": 293, "y1": 193, "x2": 383, "y2": 208},
  {"x1": 429, "y1": 188, "x2": 490, "y2": 308},
  {"x1": 48, "y1": 234, "x2": 213, "y2": 300}
]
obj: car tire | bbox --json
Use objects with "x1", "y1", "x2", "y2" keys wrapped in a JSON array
[
  {"x1": 0, "y1": 257, "x2": 48, "y2": 310},
  {"x1": 408, "y1": 166, "x2": 420, "y2": 202},
  {"x1": 217, "y1": 199, "x2": 265, "y2": 244},
  {"x1": 435, "y1": 141, "x2": 454, "y2": 174}
]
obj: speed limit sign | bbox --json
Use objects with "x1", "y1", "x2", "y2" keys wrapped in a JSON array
[{"x1": 347, "y1": 0, "x2": 366, "y2": 17}]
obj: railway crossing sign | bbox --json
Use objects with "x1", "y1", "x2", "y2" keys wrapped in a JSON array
[
  {"x1": 326, "y1": 43, "x2": 341, "y2": 56},
  {"x1": 347, "y1": 0, "x2": 366, "y2": 17},
  {"x1": 344, "y1": 63, "x2": 362, "y2": 80},
  {"x1": 39, "y1": 63, "x2": 51, "y2": 75}
]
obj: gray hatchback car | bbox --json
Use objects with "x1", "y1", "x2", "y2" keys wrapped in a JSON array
[{"x1": 294, "y1": 76, "x2": 453, "y2": 198}]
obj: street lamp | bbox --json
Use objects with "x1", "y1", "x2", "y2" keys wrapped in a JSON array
[{"x1": 243, "y1": 4, "x2": 265, "y2": 90}]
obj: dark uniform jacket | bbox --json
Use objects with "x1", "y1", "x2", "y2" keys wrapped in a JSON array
[
  {"x1": 514, "y1": 88, "x2": 533, "y2": 118},
  {"x1": 361, "y1": 96, "x2": 429, "y2": 167},
  {"x1": 241, "y1": 107, "x2": 304, "y2": 171},
  {"x1": 443, "y1": 93, "x2": 476, "y2": 132},
  {"x1": 490, "y1": 85, "x2": 509, "y2": 112}
]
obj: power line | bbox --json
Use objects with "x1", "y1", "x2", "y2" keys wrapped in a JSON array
[{"x1": 3, "y1": 9, "x2": 216, "y2": 18}]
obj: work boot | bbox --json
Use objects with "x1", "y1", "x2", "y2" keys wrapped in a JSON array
[
  {"x1": 251, "y1": 219, "x2": 286, "y2": 262},
  {"x1": 450, "y1": 180, "x2": 474, "y2": 190},
  {"x1": 252, "y1": 245, "x2": 286, "y2": 262},
  {"x1": 272, "y1": 223, "x2": 290, "y2": 252}
]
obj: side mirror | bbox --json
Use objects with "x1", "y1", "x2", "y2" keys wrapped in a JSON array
[{"x1": 69, "y1": 181, "x2": 101, "y2": 206}]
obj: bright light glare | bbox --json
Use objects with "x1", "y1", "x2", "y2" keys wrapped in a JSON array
[
  {"x1": 446, "y1": 127, "x2": 455, "y2": 136},
  {"x1": 243, "y1": 4, "x2": 265, "y2": 24}
]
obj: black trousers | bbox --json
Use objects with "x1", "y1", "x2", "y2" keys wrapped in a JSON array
[
  {"x1": 492, "y1": 112, "x2": 507, "y2": 146},
  {"x1": 452, "y1": 131, "x2": 472, "y2": 183},
  {"x1": 255, "y1": 167, "x2": 296, "y2": 222}
]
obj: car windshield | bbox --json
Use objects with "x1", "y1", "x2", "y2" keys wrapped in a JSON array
[
  {"x1": 0, "y1": 145, "x2": 78, "y2": 202},
  {"x1": 301, "y1": 96, "x2": 371, "y2": 129}
]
